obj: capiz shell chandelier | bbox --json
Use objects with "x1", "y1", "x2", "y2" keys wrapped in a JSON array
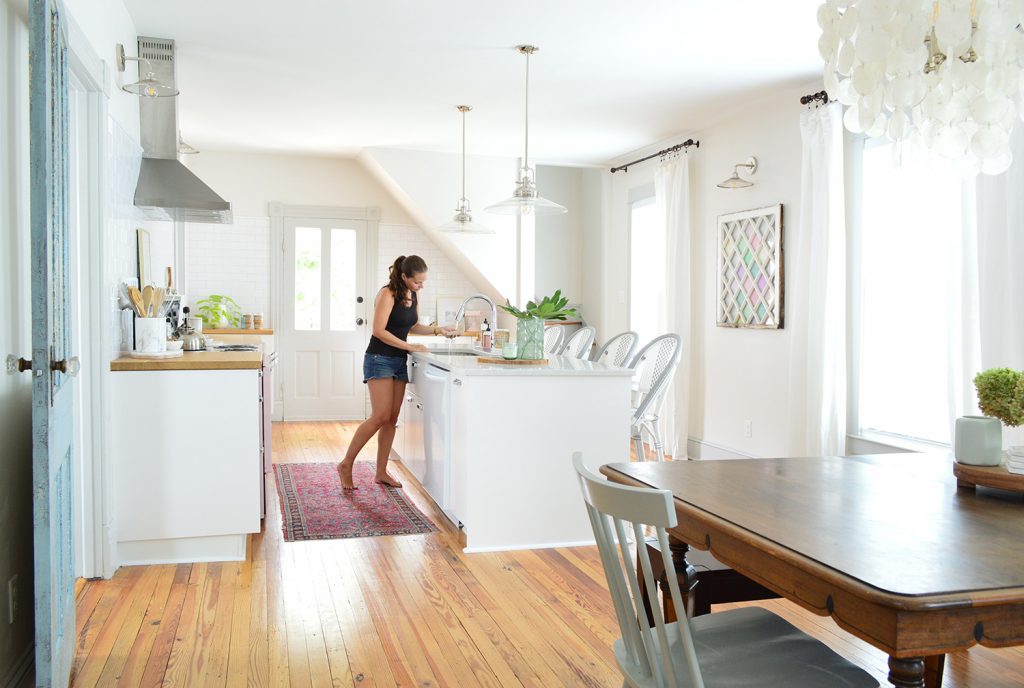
[{"x1": 818, "y1": 0, "x2": 1024, "y2": 175}]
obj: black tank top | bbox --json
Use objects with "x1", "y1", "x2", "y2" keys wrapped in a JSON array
[{"x1": 365, "y1": 289, "x2": 417, "y2": 357}]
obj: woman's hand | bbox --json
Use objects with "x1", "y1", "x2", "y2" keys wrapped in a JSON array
[
  {"x1": 437, "y1": 326, "x2": 458, "y2": 338},
  {"x1": 408, "y1": 343, "x2": 430, "y2": 352}
]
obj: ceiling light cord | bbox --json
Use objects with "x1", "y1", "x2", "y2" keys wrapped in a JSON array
[
  {"x1": 523, "y1": 48, "x2": 530, "y2": 173},
  {"x1": 461, "y1": 106, "x2": 467, "y2": 202}
]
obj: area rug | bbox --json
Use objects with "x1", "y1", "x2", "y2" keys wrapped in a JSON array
[{"x1": 274, "y1": 462, "x2": 437, "y2": 542}]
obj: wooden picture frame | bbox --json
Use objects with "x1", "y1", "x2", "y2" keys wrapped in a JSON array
[
  {"x1": 716, "y1": 204, "x2": 784, "y2": 329},
  {"x1": 136, "y1": 228, "x2": 152, "y2": 288}
]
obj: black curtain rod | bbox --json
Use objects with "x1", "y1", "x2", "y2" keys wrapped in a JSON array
[
  {"x1": 610, "y1": 139, "x2": 699, "y2": 174},
  {"x1": 800, "y1": 90, "x2": 829, "y2": 106}
]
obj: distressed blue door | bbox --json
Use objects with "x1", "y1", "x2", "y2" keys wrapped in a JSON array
[{"x1": 30, "y1": 0, "x2": 76, "y2": 685}]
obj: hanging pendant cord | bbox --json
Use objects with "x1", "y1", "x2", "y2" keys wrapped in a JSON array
[
  {"x1": 461, "y1": 108, "x2": 467, "y2": 200},
  {"x1": 523, "y1": 49, "x2": 530, "y2": 170}
]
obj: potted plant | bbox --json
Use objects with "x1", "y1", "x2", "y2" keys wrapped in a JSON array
[
  {"x1": 956, "y1": 368, "x2": 1024, "y2": 465},
  {"x1": 194, "y1": 294, "x2": 243, "y2": 329},
  {"x1": 499, "y1": 289, "x2": 578, "y2": 360}
]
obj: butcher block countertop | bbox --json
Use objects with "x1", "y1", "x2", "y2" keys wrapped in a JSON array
[{"x1": 110, "y1": 351, "x2": 263, "y2": 371}]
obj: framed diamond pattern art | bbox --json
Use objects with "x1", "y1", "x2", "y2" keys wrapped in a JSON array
[{"x1": 717, "y1": 204, "x2": 784, "y2": 329}]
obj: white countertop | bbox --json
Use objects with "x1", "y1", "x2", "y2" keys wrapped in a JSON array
[{"x1": 410, "y1": 347, "x2": 634, "y2": 377}]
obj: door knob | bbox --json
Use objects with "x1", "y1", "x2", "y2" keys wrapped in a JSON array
[
  {"x1": 356, "y1": 296, "x2": 364, "y2": 304},
  {"x1": 355, "y1": 318, "x2": 364, "y2": 326},
  {"x1": 51, "y1": 357, "x2": 81, "y2": 377},
  {"x1": 6, "y1": 354, "x2": 31, "y2": 374}
]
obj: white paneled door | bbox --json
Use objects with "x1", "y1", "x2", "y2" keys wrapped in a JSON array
[{"x1": 281, "y1": 217, "x2": 370, "y2": 419}]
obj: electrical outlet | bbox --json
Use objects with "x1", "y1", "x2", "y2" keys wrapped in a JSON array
[
  {"x1": 743, "y1": 420, "x2": 752, "y2": 438},
  {"x1": 8, "y1": 575, "x2": 18, "y2": 624}
]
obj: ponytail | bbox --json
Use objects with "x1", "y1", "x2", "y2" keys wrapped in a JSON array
[{"x1": 387, "y1": 254, "x2": 428, "y2": 302}]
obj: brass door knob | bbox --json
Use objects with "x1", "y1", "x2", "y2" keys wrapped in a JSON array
[
  {"x1": 6, "y1": 354, "x2": 31, "y2": 374},
  {"x1": 51, "y1": 357, "x2": 81, "y2": 377}
]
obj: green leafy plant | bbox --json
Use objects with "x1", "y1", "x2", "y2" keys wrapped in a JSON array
[
  {"x1": 499, "y1": 289, "x2": 578, "y2": 321},
  {"x1": 195, "y1": 294, "x2": 243, "y2": 329},
  {"x1": 974, "y1": 368, "x2": 1024, "y2": 427}
]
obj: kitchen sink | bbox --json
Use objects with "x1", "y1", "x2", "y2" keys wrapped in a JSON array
[{"x1": 426, "y1": 348, "x2": 480, "y2": 356}]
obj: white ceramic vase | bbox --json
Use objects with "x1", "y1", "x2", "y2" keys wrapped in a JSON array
[{"x1": 953, "y1": 416, "x2": 1002, "y2": 466}]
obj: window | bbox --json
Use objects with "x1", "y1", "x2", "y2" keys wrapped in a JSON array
[
  {"x1": 294, "y1": 227, "x2": 321, "y2": 330},
  {"x1": 854, "y1": 141, "x2": 966, "y2": 444},
  {"x1": 629, "y1": 196, "x2": 664, "y2": 347}
]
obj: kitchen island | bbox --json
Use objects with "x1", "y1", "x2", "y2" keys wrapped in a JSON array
[
  {"x1": 109, "y1": 350, "x2": 265, "y2": 565},
  {"x1": 401, "y1": 348, "x2": 633, "y2": 552}
]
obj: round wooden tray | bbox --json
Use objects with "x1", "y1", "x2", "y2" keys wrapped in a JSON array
[
  {"x1": 475, "y1": 356, "x2": 549, "y2": 365},
  {"x1": 953, "y1": 461, "x2": 1024, "y2": 493}
]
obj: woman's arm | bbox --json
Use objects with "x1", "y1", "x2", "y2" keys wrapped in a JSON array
[
  {"x1": 410, "y1": 323, "x2": 455, "y2": 336},
  {"x1": 371, "y1": 288, "x2": 428, "y2": 352}
]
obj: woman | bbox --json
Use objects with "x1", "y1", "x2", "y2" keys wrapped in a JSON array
[{"x1": 338, "y1": 255, "x2": 452, "y2": 490}]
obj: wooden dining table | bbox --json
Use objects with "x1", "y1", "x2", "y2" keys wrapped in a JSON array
[{"x1": 601, "y1": 453, "x2": 1024, "y2": 688}]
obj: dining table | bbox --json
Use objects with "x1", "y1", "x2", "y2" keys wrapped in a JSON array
[{"x1": 600, "y1": 452, "x2": 1024, "y2": 688}]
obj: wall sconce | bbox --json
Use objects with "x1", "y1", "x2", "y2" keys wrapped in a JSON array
[
  {"x1": 116, "y1": 43, "x2": 178, "y2": 97},
  {"x1": 717, "y1": 157, "x2": 757, "y2": 189}
]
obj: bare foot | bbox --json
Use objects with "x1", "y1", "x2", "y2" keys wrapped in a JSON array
[
  {"x1": 338, "y1": 462, "x2": 357, "y2": 490},
  {"x1": 374, "y1": 473, "x2": 403, "y2": 488}
]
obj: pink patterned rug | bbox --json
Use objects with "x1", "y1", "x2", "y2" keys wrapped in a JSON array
[{"x1": 274, "y1": 462, "x2": 437, "y2": 542}]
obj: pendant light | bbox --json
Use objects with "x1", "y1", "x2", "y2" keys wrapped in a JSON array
[
  {"x1": 437, "y1": 106, "x2": 494, "y2": 234},
  {"x1": 486, "y1": 45, "x2": 567, "y2": 217}
]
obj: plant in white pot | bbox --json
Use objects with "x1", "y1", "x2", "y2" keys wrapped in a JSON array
[
  {"x1": 194, "y1": 294, "x2": 243, "y2": 329},
  {"x1": 955, "y1": 368, "x2": 1024, "y2": 466}
]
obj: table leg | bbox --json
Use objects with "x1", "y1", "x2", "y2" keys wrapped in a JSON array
[
  {"x1": 888, "y1": 656, "x2": 925, "y2": 687},
  {"x1": 662, "y1": 533, "x2": 697, "y2": 623},
  {"x1": 924, "y1": 655, "x2": 945, "y2": 688}
]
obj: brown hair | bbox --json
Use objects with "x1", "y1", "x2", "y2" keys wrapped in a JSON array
[{"x1": 387, "y1": 255, "x2": 428, "y2": 304}]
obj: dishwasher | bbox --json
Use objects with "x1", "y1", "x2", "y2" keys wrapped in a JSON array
[{"x1": 414, "y1": 361, "x2": 452, "y2": 517}]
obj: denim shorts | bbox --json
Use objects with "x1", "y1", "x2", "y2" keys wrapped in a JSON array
[{"x1": 362, "y1": 353, "x2": 409, "y2": 383}]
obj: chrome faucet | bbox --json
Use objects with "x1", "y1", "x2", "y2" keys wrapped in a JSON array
[{"x1": 454, "y1": 293, "x2": 498, "y2": 333}]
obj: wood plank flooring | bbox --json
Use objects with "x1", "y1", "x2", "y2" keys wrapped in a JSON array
[{"x1": 69, "y1": 421, "x2": 1024, "y2": 687}]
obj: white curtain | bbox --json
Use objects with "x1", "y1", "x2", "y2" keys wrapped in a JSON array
[
  {"x1": 789, "y1": 102, "x2": 847, "y2": 456},
  {"x1": 654, "y1": 153, "x2": 692, "y2": 458},
  {"x1": 976, "y1": 125, "x2": 1024, "y2": 448}
]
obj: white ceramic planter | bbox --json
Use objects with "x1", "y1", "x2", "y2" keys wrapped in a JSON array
[{"x1": 954, "y1": 416, "x2": 1002, "y2": 466}]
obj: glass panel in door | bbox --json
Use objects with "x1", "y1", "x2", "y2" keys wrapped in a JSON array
[
  {"x1": 294, "y1": 227, "x2": 321, "y2": 331},
  {"x1": 330, "y1": 228, "x2": 356, "y2": 331}
]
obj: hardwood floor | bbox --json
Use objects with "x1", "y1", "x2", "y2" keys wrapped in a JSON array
[{"x1": 70, "y1": 421, "x2": 1024, "y2": 687}]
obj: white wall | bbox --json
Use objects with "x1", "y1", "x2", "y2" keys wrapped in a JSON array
[
  {"x1": 64, "y1": 0, "x2": 141, "y2": 138},
  {"x1": 0, "y1": 0, "x2": 36, "y2": 679},
  {"x1": 184, "y1": 217, "x2": 271, "y2": 318},
  {"x1": 185, "y1": 150, "x2": 417, "y2": 221},
  {"x1": 361, "y1": 147, "x2": 519, "y2": 302},
  {"x1": 605, "y1": 83, "x2": 812, "y2": 458}
]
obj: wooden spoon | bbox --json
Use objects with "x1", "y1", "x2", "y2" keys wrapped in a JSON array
[
  {"x1": 128, "y1": 286, "x2": 146, "y2": 317},
  {"x1": 142, "y1": 285, "x2": 155, "y2": 317},
  {"x1": 153, "y1": 288, "x2": 166, "y2": 318}
]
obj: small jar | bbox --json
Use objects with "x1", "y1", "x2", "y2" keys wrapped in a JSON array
[
  {"x1": 242, "y1": 314, "x2": 253, "y2": 329},
  {"x1": 253, "y1": 313, "x2": 264, "y2": 329}
]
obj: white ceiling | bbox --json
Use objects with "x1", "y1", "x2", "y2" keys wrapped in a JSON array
[{"x1": 123, "y1": 0, "x2": 824, "y2": 165}]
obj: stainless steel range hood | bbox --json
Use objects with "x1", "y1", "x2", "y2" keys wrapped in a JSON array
[{"x1": 133, "y1": 37, "x2": 232, "y2": 224}]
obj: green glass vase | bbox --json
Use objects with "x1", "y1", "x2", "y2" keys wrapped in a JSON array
[{"x1": 516, "y1": 317, "x2": 545, "y2": 360}]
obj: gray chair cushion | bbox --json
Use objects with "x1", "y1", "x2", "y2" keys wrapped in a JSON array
[{"x1": 614, "y1": 606, "x2": 878, "y2": 687}]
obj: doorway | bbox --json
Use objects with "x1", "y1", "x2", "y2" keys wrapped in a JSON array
[{"x1": 275, "y1": 206, "x2": 379, "y2": 420}]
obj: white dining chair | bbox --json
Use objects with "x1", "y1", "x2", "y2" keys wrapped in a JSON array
[
  {"x1": 543, "y1": 326, "x2": 564, "y2": 355},
  {"x1": 592, "y1": 331, "x2": 639, "y2": 367},
  {"x1": 560, "y1": 326, "x2": 596, "y2": 359},
  {"x1": 629, "y1": 334, "x2": 682, "y2": 462},
  {"x1": 572, "y1": 453, "x2": 879, "y2": 688}
]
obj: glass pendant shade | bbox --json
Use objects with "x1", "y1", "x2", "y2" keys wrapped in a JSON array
[
  {"x1": 819, "y1": 0, "x2": 1024, "y2": 175},
  {"x1": 438, "y1": 106, "x2": 494, "y2": 234},
  {"x1": 717, "y1": 172, "x2": 753, "y2": 189},
  {"x1": 121, "y1": 72, "x2": 178, "y2": 97},
  {"x1": 485, "y1": 45, "x2": 567, "y2": 217}
]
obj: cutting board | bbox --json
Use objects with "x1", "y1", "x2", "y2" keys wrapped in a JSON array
[{"x1": 476, "y1": 356, "x2": 549, "y2": 365}]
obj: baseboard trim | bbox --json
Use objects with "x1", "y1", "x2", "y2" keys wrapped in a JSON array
[
  {"x1": 463, "y1": 538, "x2": 595, "y2": 554},
  {"x1": 3, "y1": 643, "x2": 33, "y2": 688}
]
